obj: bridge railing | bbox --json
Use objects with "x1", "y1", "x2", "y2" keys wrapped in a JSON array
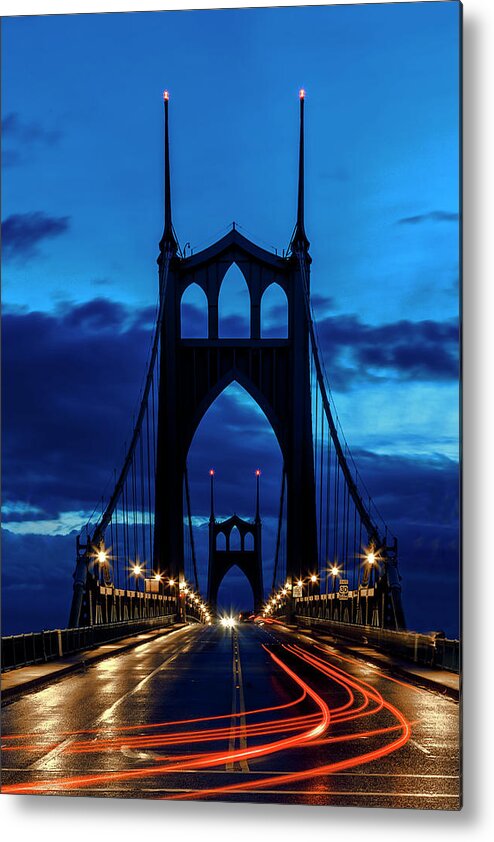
[
  {"x1": 1, "y1": 611, "x2": 179, "y2": 673},
  {"x1": 291, "y1": 599, "x2": 459, "y2": 673}
]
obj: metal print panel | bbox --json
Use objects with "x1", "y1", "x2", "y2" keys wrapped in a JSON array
[{"x1": 1, "y1": 1, "x2": 461, "y2": 810}]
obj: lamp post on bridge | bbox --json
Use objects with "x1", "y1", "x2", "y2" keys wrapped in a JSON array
[{"x1": 330, "y1": 564, "x2": 339, "y2": 620}]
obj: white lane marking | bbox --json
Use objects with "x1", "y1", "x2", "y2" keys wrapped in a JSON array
[
  {"x1": 22, "y1": 786, "x2": 459, "y2": 799},
  {"x1": 2, "y1": 767, "x2": 460, "y2": 778},
  {"x1": 411, "y1": 739, "x2": 431, "y2": 755},
  {"x1": 227, "y1": 629, "x2": 249, "y2": 772},
  {"x1": 236, "y1": 631, "x2": 249, "y2": 772},
  {"x1": 28, "y1": 625, "x2": 197, "y2": 771}
]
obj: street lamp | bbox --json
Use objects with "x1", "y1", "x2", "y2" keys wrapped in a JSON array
[
  {"x1": 131, "y1": 563, "x2": 144, "y2": 594},
  {"x1": 153, "y1": 572, "x2": 163, "y2": 595},
  {"x1": 365, "y1": 548, "x2": 378, "y2": 589},
  {"x1": 330, "y1": 565, "x2": 339, "y2": 619}
]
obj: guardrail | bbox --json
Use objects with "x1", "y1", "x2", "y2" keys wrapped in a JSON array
[
  {"x1": 293, "y1": 611, "x2": 459, "y2": 673},
  {"x1": 1, "y1": 612, "x2": 178, "y2": 672}
]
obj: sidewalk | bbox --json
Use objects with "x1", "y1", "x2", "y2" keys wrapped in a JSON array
[
  {"x1": 1, "y1": 623, "x2": 187, "y2": 702},
  {"x1": 295, "y1": 627, "x2": 460, "y2": 700}
]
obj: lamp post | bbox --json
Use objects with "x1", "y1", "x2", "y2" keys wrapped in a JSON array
[
  {"x1": 330, "y1": 565, "x2": 339, "y2": 620},
  {"x1": 132, "y1": 563, "x2": 143, "y2": 592},
  {"x1": 364, "y1": 550, "x2": 377, "y2": 625}
]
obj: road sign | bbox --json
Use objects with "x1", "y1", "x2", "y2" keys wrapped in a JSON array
[
  {"x1": 338, "y1": 579, "x2": 349, "y2": 599},
  {"x1": 145, "y1": 579, "x2": 160, "y2": 594},
  {"x1": 293, "y1": 586, "x2": 302, "y2": 598}
]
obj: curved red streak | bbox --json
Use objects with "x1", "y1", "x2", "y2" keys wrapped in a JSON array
[
  {"x1": 284, "y1": 644, "x2": 384, "y2": 723},
  {"x1": 64, "y1": 716, "x2": 320, "y2": 755},
  {"x1": 1, "y1": 688, "x2": 308, "y2": 744},
  {"x1": 166, "y1": 645, "x2": 411, "y2": 801},
  {"x1": 2, "y1": 645, "x2": 330, "y2": 795},
  {"x1": 2, "y1": 638, "x2": 412, "y2": 799}
]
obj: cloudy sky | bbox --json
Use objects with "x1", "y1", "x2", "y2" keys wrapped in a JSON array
[{"x1": 2, "y1": 2, "x2": 460, "y2": 637}]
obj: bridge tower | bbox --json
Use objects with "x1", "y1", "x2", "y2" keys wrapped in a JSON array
[
  {"x1": 207, "y1": 470, "x2": 263, "y2": 612},
  {"x1": 153, "y1": 90, "x2": 318, "y2": 593}
]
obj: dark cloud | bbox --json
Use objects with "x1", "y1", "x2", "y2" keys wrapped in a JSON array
[
  {"x1": 1, "y1": 532, "x2": 75, "y2": 635},
  {"x1": 310, "y1": 292, "x2": 335, "y2": 315},
  {"x1": 2, "y1": 212, "x2": 70, "y2": 260},
  {"x1": 2, "y1": 111, "x2": 63, "y2": 168},
  {"x1": 90, "y1": 277, "x2": 114, "y2": 287},
  {"x1": 1, "y1": 298, "x2": 459, "y2": 637},
  {"x1": 1, "y1": 299, "x2": 152, "y2": 522},
  {"x1": 315, "y1": 314, "x2": 458, "y2": 389},
  {"x1": 397, "y1": 210, "x2": 459, "y2": 225}
]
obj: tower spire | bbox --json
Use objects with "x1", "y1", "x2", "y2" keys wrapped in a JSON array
[
  {"x1": 209, "y1": 469, "x2": 215, "y2": 522},
  {"x1": 160, "y1": 90, "x2": 177, "y2": 253},
  {"x1": 293, "y1": 89, "x2": 310, "y2": 251},
  {"x1": 255, "y1": 469, "x2": 261, "y2": 524}
]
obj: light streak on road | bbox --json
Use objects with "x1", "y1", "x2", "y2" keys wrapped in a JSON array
[{"x1": 2, "y1": 632, "x2": 412, "y2": 798}]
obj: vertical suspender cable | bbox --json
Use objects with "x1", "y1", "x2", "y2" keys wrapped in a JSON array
[{"x1": 184, "y1": 465, "x2": 199, "y2": 592}]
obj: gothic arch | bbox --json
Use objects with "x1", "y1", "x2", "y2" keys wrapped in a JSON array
[
  {"x1": 261, "y1": 282, "x2": 289, "y2": 338},
  {"x1": 216, "y1": 565, "x2": 257, "y2": 612},
  {"x1": 180, "y1": 282, "x2": 208, "y2": 338},
  {"x1": 185, "y1": 372, "x2": 285, "y2": 463},
  {"x1": 218, "y1": 263, "x2": 251, "y2": 338}
]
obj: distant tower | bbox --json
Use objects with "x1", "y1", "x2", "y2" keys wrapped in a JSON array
[{"x1": 207, "y1": 471, "x2": 264, "y2": 612}]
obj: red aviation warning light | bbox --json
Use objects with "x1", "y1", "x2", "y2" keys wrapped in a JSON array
[
  {"x1": 299, "y1": 88, "x2": 306, "y2": 99},
  {"x1": 163, "y1": 90, "x2": 170, "y2": 101},
  {"x1": 255, "y1": 469, "x2": 261, "y2": 476},
  {"x1": 209, "y1": 469, "x2": 215, "y2": 477}
]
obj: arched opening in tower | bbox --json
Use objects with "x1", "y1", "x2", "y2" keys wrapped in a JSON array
[
  {"x1": 217, "y1": 565, "x2": 255, "y2": 616},
  {"x1": 261, "y1": 282, "x2": 289, "y2": 338},
  {"x1": 218, "y1": 263, "x2": 251, "y2": 338},
  {"x1": 185, "y1": 382, "x2": 284, "y2": 608},
  {"x1": 180, "y1": 282, "x2": 208, "y2": 338}
]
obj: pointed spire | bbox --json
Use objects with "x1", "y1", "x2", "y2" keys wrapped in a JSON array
[
  {"x1": 209, "y1": 469, "x2": 215, "y2": 522},
  {"x1": 255, "y1": 469, "x2": 261, "y2": 523},
  {"x1": 160, "y1": 90, "x2": 177, "y2": 253},
  {"x1": 293, "y1": 89, "x2": 310, "y2": 251}
]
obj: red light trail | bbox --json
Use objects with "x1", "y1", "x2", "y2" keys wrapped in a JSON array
[{"x1": 2, "y1": 637, "x2": 411, "y2": 798}]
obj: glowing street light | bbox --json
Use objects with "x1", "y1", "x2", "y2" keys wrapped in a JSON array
[
  {"x1": 133, "y1": 564, "x2": 142, "y2": 577},
  {"x1": 297, "y1": 579, "x2": 304, "y2": 589},
  {"x1": 154, "y1": 573, "x2": 162, "y2": 582},
  {"x1": 331, "y1": 566, "x2": 339, "y2": 577},
  {"x1": 97, "y1": 549, "x2": 107, "y2": 564},
  {"x1": 168, "y1": 578, "x2": 176, "y2": 587},
  {"x1": 310, "y1": 574, "x2": 318, "y2": 584},
  {"x1": 220, "y1": 617, "x2": 236, "y2": 629},
  {"x1": 366, "y1": 551, "x2": 376, "y2": 565}
]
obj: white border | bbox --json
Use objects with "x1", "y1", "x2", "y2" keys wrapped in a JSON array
[{"x1": 2, "y1": 0, "x2": 494, "y2": 837}]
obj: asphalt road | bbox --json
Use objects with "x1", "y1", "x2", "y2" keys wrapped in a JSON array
[{"x1": 1, "y1": 621, "x2": 460, "y2": 809}]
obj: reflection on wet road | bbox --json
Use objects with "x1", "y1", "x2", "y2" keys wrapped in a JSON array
[{"x1": 1, "y1": 622, "x2": 460, "y2": 809}]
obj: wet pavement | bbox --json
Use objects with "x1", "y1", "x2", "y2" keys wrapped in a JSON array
[{"x1": 1, "y1": 622, "x2": 461, "y2": 809}]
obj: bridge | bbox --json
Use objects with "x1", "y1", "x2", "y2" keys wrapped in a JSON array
[{"x1": 1, "y1": 91, "x2": 459, "y2": 808}]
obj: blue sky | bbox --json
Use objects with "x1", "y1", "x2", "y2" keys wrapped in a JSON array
[{"x1": 2, "y1": 2, "x2": 461, "y2": 636}]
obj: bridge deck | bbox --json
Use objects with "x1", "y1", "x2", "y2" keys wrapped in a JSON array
[{"x1": 1, "y1": 623, "x2": 460, "y2": 809}]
